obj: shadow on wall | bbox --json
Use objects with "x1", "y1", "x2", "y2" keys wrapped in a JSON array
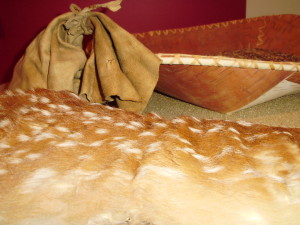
[
  {"x1": 0, "y1": 22, "x2": 4, "y2": 39},
  {"x1": 0, "y1": 26, "x2": 47, "y2": 85}
]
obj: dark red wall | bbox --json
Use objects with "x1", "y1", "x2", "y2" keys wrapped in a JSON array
[{"x1": 0, "y1": 0, "x2": 246, "y2": 84}]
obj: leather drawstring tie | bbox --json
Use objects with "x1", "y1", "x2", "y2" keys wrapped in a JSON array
[{"x1": 64, "y1": 0, "x2": 122, "y2": 37}]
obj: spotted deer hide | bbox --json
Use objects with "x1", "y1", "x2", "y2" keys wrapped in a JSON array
[{"x1": 0, "y1": 88, "x2": 299, "y2": 225}]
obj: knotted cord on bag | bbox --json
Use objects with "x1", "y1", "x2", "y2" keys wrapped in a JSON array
[
  {"x1": 70, "y1": 0, "x2": 122, "y2": 13},
  {"x1": 64, "y1": 0, "x2": 122, "y2": 38}
]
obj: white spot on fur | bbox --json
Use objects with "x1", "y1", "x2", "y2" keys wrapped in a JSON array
[
  {"x1": 232, "y1": 135, "x2": 242, "y2": 142},
  {"x1": 176, "y1": 147, "x2": 196, "y2": 154},
  {"x1": 29, "y1": 124, "x2": 44, "y2": 133},
  {"x1": 136, "y1": 165, "x2": 186, "y2": 179},
  {"x1": 83, "y1": 121, "x2": 94, "y2": 124},
  {"x1": 40, "y1": 96, "x2": 50, "y2": 104},
  {"x1": 130, "y1": 121, "x2": 143, "y2": 127},
  {"x1": 203, "y1": 165, "x2": 224, "y2": 173},
  {"x1": 96, "y1": 128, "x2": 108, "y2": 134},
  {"x1": 192, "y1": 153, "x2": 211, "y2": 162},
  {"x1": 146, "y1": 141, "x2": 162, "y2": 153},
  {"x1": 55, "y1": 126, "x2": 70, "y2": 132},
  {"x1": 69, "y1": 169, "x2": 102, "y2": 181},
  {"x1": 0, "y1": 169, "x2": 8, "y2": 175},
  {"x1": 104, "y1": 105, "x2": 115, "y2": 110},
  {"x1": 113, "y1": 137, "x2": 125, "y2": 140},
  {"x1": 126, "y1": 125, "x2": 138, "y2": 130},
  {"x1": 40, "y1": 109, "x2": 52, "y2": 116},
  {"x1": 228, "y1": 127, "x2": 240, "y2": 134},
  {"x1": 58, "y1": 104, "x2": 71, "y2": 111},
  {"x1": 48, "y1": 104, "x2": 58, "y2": 109},
  {"x1": 138, "y1": 131, "x2": 156, "y2": 137},
  {"x1": 207, "y1": 125, "x2": 224, "y2": 133},
  {"x1": 0, "y1": 143, "x2": 10, "y2": 149},
  {"x1": 124, "y1": 147, "x2": 142, "y2": 154},
  {"x1": 152, "y1": 122, "x2": 167, "y2": 127},
  {"x1": 115, "y1": 140, "x2": 141, "y2": 154},
  {"x1": 115, "y1": 122, "x2": 127, "y2": 127},
  {"x1": 51, "y1": 182, "x2": 75, "y2": 195},
  {"x1": 56, "y1": 141, "x2": 77, "y2": 147},
  {"x1": 19, "y1": 107, "x2": 30, "y2": 114},
  {"x1": 191, "y1": 116, "x2": 200, "y2": 122},
  {"x1": 268, "y1": 174, "x2": 285, "y2": 183},
  {"x1": 79, "y1": 155, "x2": 92, "y2": 160},
  {"x1": 242, "y1": 168, "x2": 258, "y2": 175},
  {"x1": 21, "y1": 168, "x2": 57, "y2": 193},
  {"x1": 254, "y1": 151, "x2": 282, "y2": 163},
  {"x1": 189, "y1": 127, "x2": 202, "y2": 134},
  {"x1": 14, "y1": 149, "x2": 28, "y2": 155},
  {"x1": 0, "y1": 119, "x2": 10, "y2": 128},
  {"x1": 89, "y1": 141, "x2": 103, "y2": 147},
  {"x1": 34, "y1": 132, "x2": 56, "y2": 141},
  {"x1": 66, "y1": 111, "x2": 75, "y2": 115},
  {"x1": 179, "y1": 138, "x2": 191, "y2": 145},
  {"x1": 102, "y1": 116, "x2": 113, "y2": 121},
  {"x1": 242, "y1": 168, "x2": 285, "y2": 183},
  {"x1": 9, "y1": 158, "x2": 22, "y2": 164},
  {"x1": 237, "y1": 121, "x2": 253, "y2": 126},
  {"x1": 216, "y1": 146, "x2": 234, "y2": 158},
  {"x1": 26, "y1": 153, "x2": 42, "y2": 160},
  {"x1": 244, "y1": 211, "x2": 269, "y2": 225},
  {"x1": 89, "y1": 116, "x2": 101, "y2": 121},
  {"x1": 240, "y1": 143, "x2": 249, "y2": 150},
  {"x1": 68, "y1": 92, "x2": 81, "y2": 99},
  {"x1": 30, "y1": 107, "x2": 39, "y2": 112},
  {"x1": 47, "y1": 118, "x2": 56, "y2": 123},
  {"x1": 290, "y1": 172, "x2": 300, "y2": 180},
  {"x1": 5, "y1": 89, "x2": 14, "y2": 96},
  {"x1": 166, "y1": 133, "x2": 192, "y2": 145},
  {"x1": 83, "y1": 111, "x2": 97, "y2": 117},
  {"x1": 29, "y1": 94, "x2": 38, "y2": 102},
  {"x1": 149, "y1": 112, "x2": 162, "y2": 119},
  {"x1": 29, "y1": 107, "x2": 51, "y2": 116},
  {"x1": 68, "y1": 132, "x2": 82, "y2": 138},
  {"x1": 245, "y1": 133, "x2": 268, "y2": 141},
  {"x1": 171, "y1": 118, "x2": 186, "y2": 124},
  {"x1": 282, "y1": 131, "x2": 293, "y2": 136},
  {"x1": 16, "y1": 89, "x2": 26, "y2": 95},
  {"x1": 17, "y1": 134, "x2": 30, "y2": 142}
]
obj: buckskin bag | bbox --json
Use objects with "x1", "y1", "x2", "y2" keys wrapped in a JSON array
[{"x1": 8, "y1": 0, "x2": 161, "y2": 113}]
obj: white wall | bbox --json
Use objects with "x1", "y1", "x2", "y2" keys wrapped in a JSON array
[{"x1": 246, "y1": 0, "x2": 300, "y2": 18}]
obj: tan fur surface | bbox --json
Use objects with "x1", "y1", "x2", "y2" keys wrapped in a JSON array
[{"x1": 0, "y1": 89, "x2": 299, "y2": 225}]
